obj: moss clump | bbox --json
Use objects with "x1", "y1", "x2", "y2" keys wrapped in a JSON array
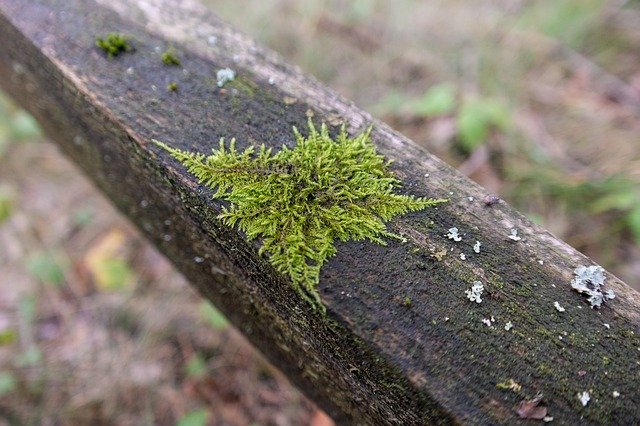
[
  {"x1": 154, "y1": 120, "x2": 446, "y2": 308},
  {"x1": 161, "y1": 48, "x2": 181, "y2": 66},
  {"x1": 167, "y1": 82, "x2": 178, "y2": 92},
  {"x1": 95, "y1": 33, "x2": 132, "y2": 58}
]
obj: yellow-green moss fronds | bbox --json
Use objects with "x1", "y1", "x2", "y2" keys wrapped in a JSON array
[
  {"x1": 95, "y1": 33, "x2": 132, "y2": 58},
  {"x1": 161, "y1": 47, "x2": 181, "y2": 66},
  {"x1": 167, "y1": 82, "x2": 178, "y2": 92},
  {"x1": 153, "y1": 120, "x2": 446, "y2": 309}
]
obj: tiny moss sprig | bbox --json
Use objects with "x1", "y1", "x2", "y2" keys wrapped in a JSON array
[
  {"x1": 161, "y1": 47, "x2": 181, "y2": 66},
  {"x1": 96, "y1": 33, "x2": 132, "y2": 58},
  {"x1": 154, "y1": 121, "x2": 446, "y2": 308}
]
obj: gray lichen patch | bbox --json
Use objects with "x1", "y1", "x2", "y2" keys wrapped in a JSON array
[
  {"x1": 571, "y1": 265, "x2": 615, "y2": 308},
  {"x1": 216, "y1": 67, "x2": 235, "y2": 87}
]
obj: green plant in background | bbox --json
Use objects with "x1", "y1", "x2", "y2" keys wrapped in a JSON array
[
  {"x1": 456, "y1": 97, "x2": 510, "y2": 153},
  {"x1": 0, "y1": 92, "x2": 41, "y2": 158},
  {"x1": 154, "y1": 120, "x2": 446, "y2": 308},
  {"x1": 0, "y1": 186, "x2": 14, "y2": 224},
  {"x1": 516, "y1": 0, "x2": 605, "y2": 49},
  {"x1": 185, "y1": 353, "x2": 208, "y2": 379},
  {"x1": 513, "y1": 170, "x2": 640, "y2": 246},
  {"x1": 25, "y1": 252, "x2": 66, "y2": 287},
  {"x1": 177, "y1": 409, "x2": 209, "y2": 426},
  {"x1": 199, "y1": 301, "x2": 229, "y2": 330},
  {"x1": 375, "y1": 83, "x2": 456, "y2": 118},
  {"x1": 410, "y1": 83, "x2": 457, "y2": 117},
  {"x1": 13, "y1": 295, "x2": 43, "y2": 369},
  {"x1": 0, "y1": 372, "x2": 17, "y2": 396},
  {"x1": 377, "y1": 84, "x2": 510, "y2": 154}
]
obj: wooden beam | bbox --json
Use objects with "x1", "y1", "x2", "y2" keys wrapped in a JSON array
[{"x1": 0, "y1": 0, "x2": 638, "y2": 423}]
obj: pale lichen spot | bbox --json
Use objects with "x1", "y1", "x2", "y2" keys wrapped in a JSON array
[
  {"x1": 447, "y1": 227, "x2": 462, "y2": 242},
  {"x1": 571, "y1": 265, "x2": 615, "y2": 308},
  {"x1": 473, "y1": 240, "x2": 481, "y2": 253},
  {"x1": 465, "y1": 281, "x2": 484, "y2": 303},
  {"x1": 578, "y1": 391, "x2": 590, "y2": 407},
  {"x1": 554, "y1": 301, "x2": 565, "y2": 312},
  {"x1": 216, "y1": 68, "x2": 236, "y2": 87},
  {"x1": 508, "y1": 228, "x2": 521, "y2": 241}
]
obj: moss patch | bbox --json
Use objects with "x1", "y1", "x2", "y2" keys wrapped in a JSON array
[
  {"x1": 95, "y1": 33, "x2": 132, "y2": 58},
  {"x1": 154, "y1": 120, "x2": 446, "y2": 308},
  {"x1": 161, "y1": 47, "x2": 181, "y2": 66}
]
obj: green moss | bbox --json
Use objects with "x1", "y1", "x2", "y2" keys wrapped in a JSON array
[
  {"x1": 226, "y1": 76, "x2": 258, "y2": 97},
  {"x1": 167, "y1": 82, "x2": 178, "y2": 92},
  {"x1": 95, "y1": 33, "x2": 132, "y2": 58},
  {"x1": 161, "y1": 47, "x2": 181, "y2": 66},
  {"x1": 154, "y1": 120, "x2": 446, "y2": 309},
  {"x1": 536, "y1": 362, "x2": 552, "y2": 376}
]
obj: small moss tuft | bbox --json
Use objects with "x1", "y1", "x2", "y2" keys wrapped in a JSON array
[
  {"x1": 161, "y1": 47, "x2": 181, "y2": 66},
  {"x1": 167, "y1": 82, "x2": 178, "y2": 92},
  {"x1": 154, "y1": 120, "x2": 446, "y2": 309},
  {"x1": 95, "y1": 33, "x2": 132, "y2": 58}
]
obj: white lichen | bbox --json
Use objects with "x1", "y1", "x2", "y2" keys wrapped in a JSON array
[
  {"x1": 465, "y1": 281, "x2": 484, "y2": 303},
  {"x1": 473, "y1": 241, "x2": 481, "y2": 253},
  {"x1": 578, "y1": 391, "x2": 590, "y2": 407},
  {"x1": 505, "y1": 321, "x2": 513, "y2": 331},
  {"x1": 482, "y1": 318, "x2": 492, "y2": 327},
  {"x1": 571, "y1": 265, "x2": 615, "y2": 308},
  {"x1": 554, "y1": 301, "x2": 565, "y2": 312},
  {"x1": 543, "y1": 416, "x2": 554, "y2": 423},
  {"x1": 508, "y1": 228, "x2": 521, "y2": 241},
  {"x1": 460, "y1": 253, "x2": 466, "y2": 260},
  {"x1": 613, "y1": 391, "x2": 620, "y2": 398},
  {"x1": 216, "y1": 67, "x2": 236, "y2": 87},
  {"x1": 447, "y1": 227, "x2": 462, "y2": 242}
]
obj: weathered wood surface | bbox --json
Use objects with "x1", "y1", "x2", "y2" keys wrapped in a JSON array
[{"x1": 0, "y1": 0, "x2": 639, "y2": 424}]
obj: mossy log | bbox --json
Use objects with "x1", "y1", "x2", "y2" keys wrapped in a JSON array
[{"x1": 0, "y1": 0, "x2": 638, "y2": 424}]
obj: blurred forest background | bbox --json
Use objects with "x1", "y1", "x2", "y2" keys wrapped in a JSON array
[{"x1": 1, "y1": 0, "x2": 639, "y2": 424}]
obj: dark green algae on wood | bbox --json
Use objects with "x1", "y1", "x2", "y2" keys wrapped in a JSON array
[{"x1": 0, "y1": 0, "x2": 639, "y2": 423}]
